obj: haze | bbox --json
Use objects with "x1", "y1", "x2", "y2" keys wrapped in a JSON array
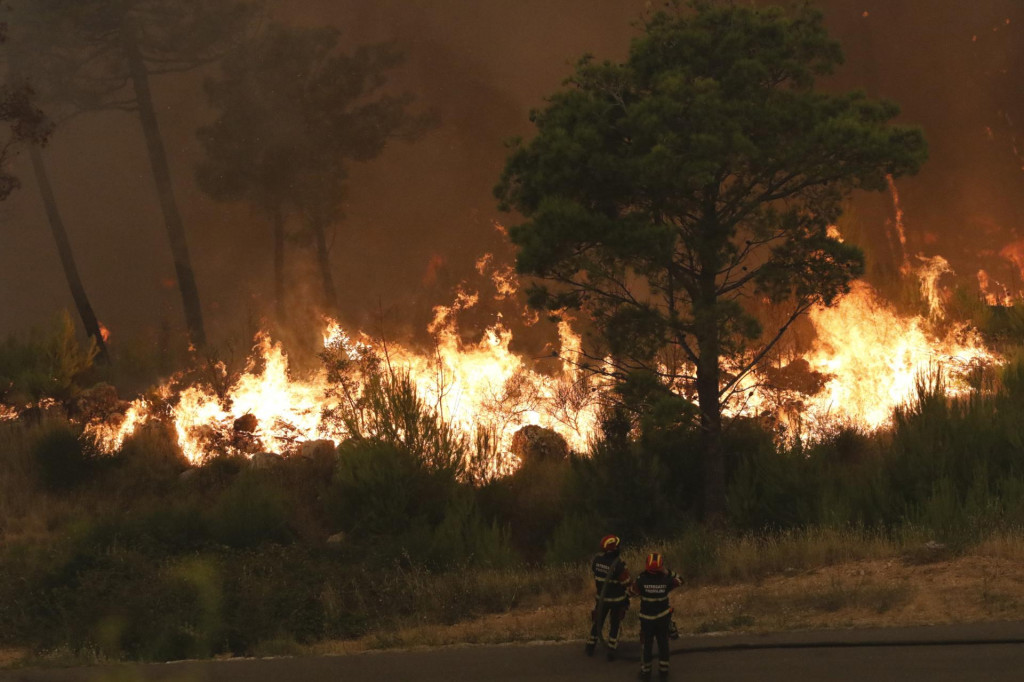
[{"x1": 1, "y1": 0, "x2": 1020, "y2": 352}]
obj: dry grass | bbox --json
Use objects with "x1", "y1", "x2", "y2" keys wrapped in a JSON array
[
  {"x1": 7, "y1": 535, "x2": 1024, "y2": 669},
  {"x1": 309, "y1": 550, "x2": 1024, "y2": 656}
]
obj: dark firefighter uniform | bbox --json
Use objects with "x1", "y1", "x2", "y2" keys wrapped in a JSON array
[
  {"x1": 586, "y1": 534, "x2": 631, "y2": 660},
  {"x1": 630, "y1": 553, "x2": 682, "y2": 679}
]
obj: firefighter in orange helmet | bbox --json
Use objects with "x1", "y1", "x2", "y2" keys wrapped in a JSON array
[
  {"x1": 629, "y1": 552, "x2": 682, "y2": 679},
  {"x1": 586, "y1": 534, "x2": 631, "y2": 660}
]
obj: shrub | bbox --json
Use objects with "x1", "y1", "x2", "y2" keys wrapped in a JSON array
[
  {"x1": 571, "y1": 438, "x2": 676, "y2": 540},
  {"x1": 545, "y1": 513, "x2": 598, "y2": 565},
  {"x1": 424, "y1": 492, "x2": 517, "y2": 569},
  {"x1": 330, "y1": 439, "x2": 451, "y2": 537},
  {"x1": 30, "y1": 420, "x2": 101, "y2": 491},
  {"x1": 484, "y1": 456, "x2": 572, "y2": 557},
  {"x1": 0, "y1": 310, "x2": 98, "y2": 404},
  {"x1": 208, "y1": 472, "x2": 291, "y2": 548},
  {"x1": 114, "y1": 421, "x2": 189, "y2": 491}
]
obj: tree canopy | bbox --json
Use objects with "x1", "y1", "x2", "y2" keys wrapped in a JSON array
[
  {"x1": 5, "y1": 0, "x2": 258, "y2": 349},
  {"x1": 495, "y1": 1, "x2": 928, "y2": 519},
  {"x1": 197, "y1": 22, "x2": 431, "y2": 315}
]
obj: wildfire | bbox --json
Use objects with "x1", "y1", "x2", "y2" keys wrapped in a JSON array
[
  {"x1": 765, "y1": 280, "x2": 999, "y2": 436},
  {"x1": 79, "y1": 243, "x2": 1006, "y2": 469},
  {"x1": 916, "y1": 255, "x2": 952, "y2": 320},
  {"x1": 86, "y1": 285, "x2": 604, "y2": 471},
  {"x1": 978, "y1": 269, "x2": 1015, "y2": 306}
]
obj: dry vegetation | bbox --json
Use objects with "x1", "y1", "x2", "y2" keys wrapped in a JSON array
[{"x1": 309, "y1": 540, "x2": 1024, "y2": 657}]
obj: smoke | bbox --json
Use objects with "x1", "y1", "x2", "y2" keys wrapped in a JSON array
[{"x1": 0, "y1": 0, "x2": 1021, "y2": 355}]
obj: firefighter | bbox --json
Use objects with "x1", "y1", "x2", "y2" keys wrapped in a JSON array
[
  {"x1": 586, "y1": 534, "x2": 631, "y2": 660},
  {"x1": 630, "y1": 552, "x2": 682, "y2": 680}
]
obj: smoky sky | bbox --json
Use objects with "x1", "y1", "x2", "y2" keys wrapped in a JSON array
[{"x1": 1, "y1": 0, "x2": 1022, "y2": 352}]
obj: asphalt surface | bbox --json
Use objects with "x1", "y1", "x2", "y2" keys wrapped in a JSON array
[{"x1": 4, "y1": 622, "x2": 1024, "y2": 681}]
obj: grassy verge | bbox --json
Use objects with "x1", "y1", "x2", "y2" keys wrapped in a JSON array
[
  {"x1": 305, "y1": 531, "x2": 1024, "y2": 656},
  {"x1": 12, "y1": 527, "x2": 1023, "y2": 668}
]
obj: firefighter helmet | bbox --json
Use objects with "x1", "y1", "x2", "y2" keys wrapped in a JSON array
[
  {"x1": 600, "y1": 534, "x2": 621, "y2": 551},
  {"x1": 645, "y1": 553, "x2": 664, "y2": 573}
]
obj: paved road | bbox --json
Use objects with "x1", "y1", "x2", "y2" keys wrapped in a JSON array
[{"x1": 4, "y1": 622, "x2": 1024, "y2": 681}]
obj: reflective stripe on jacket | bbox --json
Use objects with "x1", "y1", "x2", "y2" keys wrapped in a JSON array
[
  {"x1": 592, "y1": 552, "x2": 631, "y2": 603},
  {"x1": 631, "y1": 570, "x2": 681, "y2": 620}
]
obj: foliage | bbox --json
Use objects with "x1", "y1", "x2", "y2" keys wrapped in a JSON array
[
  {"x1": 208, "y1": 471, "x2": 291, "y2": 548},
  {"x1": 10, "y1": 352, "x2": 1024, "y2": 660},
  {"x1": 197, "y1": 23, "x2": 425, "y2": 213},
  {"x1": 482, "y1": 456, "x2": 572, "y2": 559},
  {"x1": 196, "y1": 21, "x2": 432, "y2": 313},
  {"x1": 6, "y1": 0, "x2": 257, "y2": 114},
  {"x1": 6, "y1": 0, "x2": 259, "y2": 347},
  {"x1": 0, "y1": 310, "x2": 98, "y2": 404},
  {"x1": 495, "y1": 0, "x2": 927, "y2": 517},
  {"x1": 29, "y1": 419, "x2": 101, "y2": 491},
  {"x1": 0, "y1": 76, "x2": 52, "y2": 200}
]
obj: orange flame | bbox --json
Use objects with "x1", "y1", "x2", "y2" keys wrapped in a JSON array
[
  {"x1": 754, "y1": 281, "x2": 999, "y2": 437},
  {"x1": 80, "y1": 244, "x2": 1005, "y2": 467}
]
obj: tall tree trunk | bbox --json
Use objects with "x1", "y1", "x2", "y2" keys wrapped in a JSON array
[
  {"x1": 696, "y1": 345, "x2": 725, "y2": 524},
  {"x1": 29, "y1": 144, "x2": 109, "y2": 363},
  {"x1": 123, "y1": 32, "x2": 207, "y2": 349},
  {"x1": 696, "y1": 269, "x2": 725, "y2": 525},
  {"x1": 310, "y1": 214, "x2": 339, "y2": 315},
  {"x1": 272, "y1": 206, "x2": 285, "y2": 321}
]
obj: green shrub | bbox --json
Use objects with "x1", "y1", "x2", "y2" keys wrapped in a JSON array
[
  {"x1": 0, "y1": 310, "x2": 98, "y2": 404},
  {"x1": 484, "y1": 456, "x2": 572, "y2": 557},
  {"x1": 545, "y1": 513, "x2": 598, "y2": 565},
  {"x1": 424, "y1": 492, "x2": 517, "y2": 569},
  {"x1": 113, "y1": 421, "x2": 189, "y2": 492},
  {"x1": 330, "y1": 439, "x2": 451, "y2": 537},
  {"x1": 571, "y1": 438, "x2": 676, "y2": 540},
  {"x1": 208, "y1": 472, "x2": 291, "y2": 548},
  {"x1": 30, "y1": 420, "x2": 101, "y2": 491}
]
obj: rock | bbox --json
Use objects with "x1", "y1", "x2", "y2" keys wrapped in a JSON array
[
  {"x1": 902, "y1": 540, "x2": 950, "y2": 565},
  {"x1": 326, "y1": 532, "x2": 346, "y2": 546},
  {"x1": 299, "y1": 439, "x2": 337, "y2": 460},
  {"x1": 510, "y1": 425, "x2": 569, "y2": 465},
  {"x1": 178, "y1": 468, "x2": 198, "y2": 482},
  {"x1": 249, "y1": 451, "x2": 282, "y2": 469}
]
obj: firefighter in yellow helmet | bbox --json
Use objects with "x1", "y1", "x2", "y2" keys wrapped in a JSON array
[
  {"x1": 586, "y1": 534, "x2": 631, "y2": 660},
  {"x1": 629, "y1": 552, "x2": 682, "y2": 679}
]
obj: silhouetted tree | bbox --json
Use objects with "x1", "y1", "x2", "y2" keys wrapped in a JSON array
[
  {"x1": 0, "y1": 19, "x2": 109, "y2": 361},
  {"x1": 0, "y1": 15, "x2": 109, "y2": 359},
  {"x1": 197, "y1": 23, "x2": 430, "y2": 316},
  {"x1": 495, "y1": 2, "x2": 927, "y2": 520},
  {"x1": 8, "y1": 0, "x2": 258, "y2": 349},
  {"x1": 0, "y1": 80, "x2": 49, "y2": 197}
]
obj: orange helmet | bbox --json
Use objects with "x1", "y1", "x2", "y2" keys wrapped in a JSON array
[
  {"x1": 600, "y1": 534, "x2": 621, "y2": 552},
  {"x1": 645, "y1": 553, "x2": 664, "y2": 573}
]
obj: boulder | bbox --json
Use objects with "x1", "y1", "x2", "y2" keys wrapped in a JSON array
[
  {"x1": 299, "y1": 439, "x2": 337, "y2": 460},
  {"x1": 249, "y1": 451, "x2": 282, "y2": 469}
]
